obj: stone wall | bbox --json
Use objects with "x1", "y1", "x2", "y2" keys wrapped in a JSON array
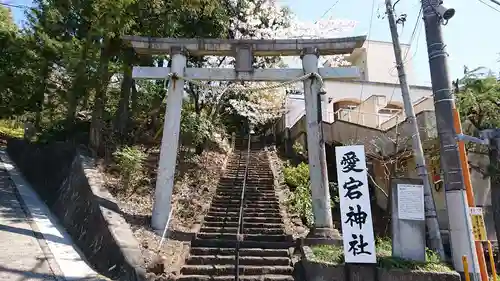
[
  {"x1": 300, "y1": 246, "x2": 460, "y2": 281},
  {"x1": 6, "y1": 139, "x2": 145, "y2": 281}
]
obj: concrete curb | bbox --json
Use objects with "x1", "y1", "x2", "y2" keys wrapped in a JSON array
[{"x1": 0, "y1": 150, "x2": 106, "y2": 281}]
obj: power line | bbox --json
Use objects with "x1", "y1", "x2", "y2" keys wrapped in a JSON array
[
  {"x1": 315, "y1": 0, "x2": 343, "y2": 23},
  {"x1": 487, "y1": 0, "x2": 500, "y2": 7},
  {"x1": 387, "y1": 7, "x2": 423, "y2": 104},
  {"x1": 353, "y1": 0, "x2": 377, "y2": 140},
  {"x1": 478, "y1": 0, "x2": 500, "y2": 12},
  {"x1": 0, "y1": 2, "x2": 31, "y2": 9}
]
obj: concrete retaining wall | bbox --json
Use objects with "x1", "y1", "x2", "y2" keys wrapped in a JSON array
[{"x1": 6, "y1": 139, "x2": 145, "y2": 281}]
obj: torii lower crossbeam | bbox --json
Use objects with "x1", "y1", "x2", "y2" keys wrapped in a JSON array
[{"x1": 132, "y1": 67, "x2": 361, "y2": 81}]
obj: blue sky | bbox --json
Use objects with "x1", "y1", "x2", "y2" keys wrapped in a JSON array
[{"x1": 8, "y1": 0, "x2": 500, "y2": 86}]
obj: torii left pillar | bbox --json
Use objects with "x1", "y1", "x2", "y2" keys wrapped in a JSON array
[{"x1": 152, "y1": 47, "x2": 187, "y2": 231}]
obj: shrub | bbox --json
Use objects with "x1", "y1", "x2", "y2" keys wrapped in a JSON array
[
  {"x1": 283, "y1": 161, "x2": 338, "y2": 227},
  {"x1": 283, "y1": 161, "x2": 309, "y2": 189},
  {"x1": 311, "y1": 238, "x2": 453, "y2": 272},
  {"x1": 113, "y1": 145, "x2": 147, "y2": 193},
  {"x1": 292, "y1": 141, "x2": 305, "y2": 155},
  {"x1": 0, "y1": 119, "x2": 24, "y2": 138}
]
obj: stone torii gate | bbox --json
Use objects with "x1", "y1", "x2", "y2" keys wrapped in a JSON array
[{"x1": 123, "y1": 36, "x2": 366, "y2": 238}]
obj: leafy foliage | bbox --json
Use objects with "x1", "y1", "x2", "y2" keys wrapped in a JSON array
[
  {"x1": 283, "y1": 161, "x2": 338, "y2": 227},
  {"x1": 0, "y1": 120, "x2": 24, "y2": 139},
  {"x1": 311, "y1": 238, "x2": 452, "y2": 272},
  {"x1": 113, "y1": 145, "x2": 147, "y2": 192},
  {"x1": 0, "y1": 0, "x2": 357, "y2": 199},
  {"x1": 292, "y1": 141, "x2": 306, "y2": 156},
  {"x1": 455, "y1": 68, "x2": 500, "y2": 133}
]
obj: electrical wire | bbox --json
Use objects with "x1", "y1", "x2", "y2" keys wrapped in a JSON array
[
  {"x1": 0, "y1": 2, "x2": 30, "y2": 9},
  {"x1": 353, "y1": 0, "x2": 379, "y2": 140},
  {"x1": 487, "y1": 0, "x2": 500, "y2": 7},
  {"x1": 315, "y1": 0, "x2": 343, "y2": 23},
  {"x1": 477, "y1": 0, "x2": 500, "y2": 13},
  {"x1": 387, "y1": 7, "x2": 423, "y2": 105}
]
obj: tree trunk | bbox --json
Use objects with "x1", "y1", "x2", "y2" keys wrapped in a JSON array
[
  {"x1": 130, "y1": 80, "x2": 138, "y2": 118},
  {"x1": 35, "y1": 62, "x2": 50, "y2": 130},
  {"x1": 114, "y1": 51, "x2": 134, "y2": 137},
  {"x1": 149, "y1": 59, "x2": 166, "y2": 132},
  {"x1": 89, "y1": 38, "x2": 112, "y2": 156},
  {"x1": 66, "y1": 37, "x2": 91, "y2": 129}
]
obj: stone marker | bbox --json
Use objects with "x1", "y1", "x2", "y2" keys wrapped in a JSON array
[{"x1": 391, "y1": 178, "x2": 426, "y2": 262}]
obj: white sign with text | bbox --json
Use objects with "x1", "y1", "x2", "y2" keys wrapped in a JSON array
[
  {"x1": 335, "y1": 145, "x2": 376, "y2": 264},
  {"x1": 397, "y1": 184, "x2": 425, "y2": 221}
]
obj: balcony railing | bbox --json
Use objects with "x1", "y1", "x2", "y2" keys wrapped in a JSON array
[{"x1": 328, "y1": 108, "x2": 402, "y2": 129}]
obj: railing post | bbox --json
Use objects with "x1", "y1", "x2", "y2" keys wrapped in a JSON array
[{"x1": 231, "y1": 132, "x2": 236, "y2": 152}]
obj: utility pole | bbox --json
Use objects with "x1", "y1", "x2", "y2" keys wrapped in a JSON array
[
  {"x1": 420, "y1": 0, "x2": 480, "y2": 277},
  {"x1": 384, "y1": 0, "x2": 444, "y2": 259}
]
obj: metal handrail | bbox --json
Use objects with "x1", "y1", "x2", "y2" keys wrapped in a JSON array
[{"x1": 235, "y1": 133, "x2": 252, "y2": 281}]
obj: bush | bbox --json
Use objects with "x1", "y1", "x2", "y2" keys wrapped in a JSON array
[
  {"x1": 283, "y1": 161, "x2": 338, "y2": 227},
  {"x1": 293, "y1": 141, "x2": 305, "y2": 156},
  {"x1": 0, "y1": 119, "x2": 24, "y2": 138},
  {"x1": 113, "y1": 145, "x2": 147, "y2": 193},
  {"x1": 283, "y1": 161, "x2": 309, "y2": 189},
  {"x1": 311, "y1": 238, "x2": 453, "y2": 272}
]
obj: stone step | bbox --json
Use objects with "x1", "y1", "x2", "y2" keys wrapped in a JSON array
[
  {"x1": 217, "y1": 186, "x2": 274, "y2": 190},
  {"x1": 180, "y1": 265, "x2": 293, "y2": 276},
  {"x1": 215, "y1": 190, "x2": 276, "y2": 195},
  {"x1": 206, "y1": 211, "x2": 282, "y2": 218},
  {"x1": 186, "y1": 255, "x2": 290, "y2": 266},
  {"x1": 202, "y1": 221, "x2": 284, "y2": 229},
  {"x1": 224, "y1": 173, "x2": 273, "y2": 178},
  {"x1": 218, "y1": 179, "x2": 274, "y2": 185},
  {"x1": 209, "y1": 207, "x2": 280, "y2": 213},
  {"x1": 218, "y1": 181, "x2": 274, "y2": 186},
  {"x1": 191, "y1": 239, "x2": 294, "y2": 249},
  {"x1": 177, "y1": 275, "x2": 294, "y2": 281},
  {"x1": 213, "y1": 193, "x2": 276, "y2": 198},
  {"x1": 189, "y1": 248, "x2": 289, "y2": 257},
  {"x1": 216, "y1": 187, "x2": 275, "y2": 192},
  {"x1": 196, "y1": 233, "x2": 289, "y2": 242},
  {"x1": 204, "y1": 216, "x2": 282, "y2": 224},
  {"x1": 199, "y1": 227, "x2": 284, "y2": 235},
  {"x1": 226, "y1": 174, "x2": 273, "y2": 177},
  {"x1": 211, "y1": 199, "x2": 279, "y2": 205},
  {"x1": 224, "y1": 167, "x2": 271, "y2": 171},
  {"x1": 214, "y1": 192, "x2": 277, "y2": 198},
  {"x1": 212, "y1": 197, "x2": 278, "y2": 203},
  {"x1": 210, "y1": 202, "x2": 280, "y2": 209},
  {"x1": 215, "y1": 189, "x2": 276, "y2": 198}
]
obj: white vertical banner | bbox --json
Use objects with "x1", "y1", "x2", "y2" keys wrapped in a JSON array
[{"x1": 335, "y1": 145, "x2": 376, "y2": 264}]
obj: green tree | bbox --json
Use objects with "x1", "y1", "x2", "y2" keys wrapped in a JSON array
[{"x1": 455, "y1": 67, "x2": 500, "y2": 132}]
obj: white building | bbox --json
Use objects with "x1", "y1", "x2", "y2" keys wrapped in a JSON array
[
  {"x1": 283, "y1": 40, "x2": 433, "y2": 130},
  {"x1": 276, "y1": 40, "x2": 496, "y2": 243}
]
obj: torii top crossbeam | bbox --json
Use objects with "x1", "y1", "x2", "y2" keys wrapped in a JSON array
[{"x1": 122, "y1": 35, "x2": 367, "y2": 56}]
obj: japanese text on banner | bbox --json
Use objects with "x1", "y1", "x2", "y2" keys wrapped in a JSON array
[{"x1": 335, "y1": 145, "x2": 376, "y2": 264}]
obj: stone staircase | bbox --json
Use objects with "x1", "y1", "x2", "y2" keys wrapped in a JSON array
[{"x1": 177, "y1": 139, "x2": 295, "y2": 281}]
